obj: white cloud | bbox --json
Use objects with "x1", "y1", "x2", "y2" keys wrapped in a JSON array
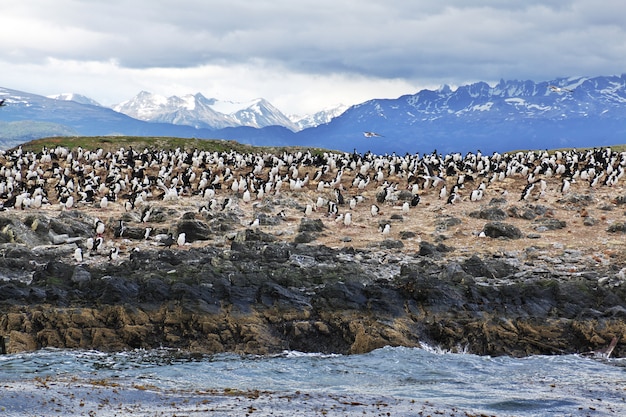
[{"x1": 0, "y1": 0, "x2": 625, "y2": 114}]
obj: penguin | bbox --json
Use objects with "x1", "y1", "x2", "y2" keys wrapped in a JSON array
[
  {"x1": 410, "y1": 194, "x2": 421, "y2": 207},
  {"x1": 370, "y1": 204, "x2": 380, "y2": 216},
  {"x1": 334, "y1": 188, "x2": 345, "y2": 205},
  {"x1": 108, "y1": 247, "x2": 119, "y2": 261},
  {"x1": 162, "y1": 233, "x2": 174, "y2": 248},
  {"x1": 95, "y1": 220, "x2": 106, "y2": 236},
  {"x1": 74, "y1": 247, "x2": 83, "y2": 262},
  {"x1": 343, "y1": 212, "x2": 352, "y2": 227},
  {"x1": 93, "y1": 236, "x2": 104, "y2": 253},
  {"x1": 141, "y1": 207, "x2": 152, "y2": 223},
  {"x1": 177, "y1": 233, "x2": 186, "y2": 247},
  {"x1": 327, "y1": 201, "x2": 338, "y2": 217},
  {"x1": 113, "y1": 220, "x2": 126, "y2": 238},
  {"x1": 520, "y1": 182, "x2": 535, "y2": 201}
]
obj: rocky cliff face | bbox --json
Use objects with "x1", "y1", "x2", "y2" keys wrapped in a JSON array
[{"x1": 0, "y1": 211, "x2": 623, "y2": 357}]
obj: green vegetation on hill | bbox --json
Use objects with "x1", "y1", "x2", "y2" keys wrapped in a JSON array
[
  {"x1": 12, "y1": 135, "x2": 626, "y2": 156},
  {"x1": 15, "y1": 136, "x2": 332, "y2": 155}
]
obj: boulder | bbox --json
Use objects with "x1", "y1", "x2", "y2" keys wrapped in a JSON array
[
  {"x1": 469, "y1": 207, "x2": 507, "y2": 220},
  {"x1": 176, "y1": 219, "x2": 212, "y2": 242},
  {"x1": 482, "y1": 222, "x2": 522, "y2": 239}
]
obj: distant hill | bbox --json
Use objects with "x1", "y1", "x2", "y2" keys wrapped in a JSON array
[
  {"x1": 1, "y1": 74, "x2": 625, "y2": 154},
  {"x1": 295, "y1": 74, "x2": 626, "y2": 155}
]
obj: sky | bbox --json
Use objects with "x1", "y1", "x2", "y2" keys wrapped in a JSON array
[{"x1": 1, "y1": 1, "x2": 625, "y2": 116}]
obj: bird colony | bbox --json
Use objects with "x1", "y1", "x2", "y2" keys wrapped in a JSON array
[{"x1": 0, "y1": 144, "x2": 625, "y2": 262}]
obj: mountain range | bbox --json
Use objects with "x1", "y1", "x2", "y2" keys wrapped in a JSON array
[{"x1": 1, "y1": 74, "x2": 625, "y2": 154}]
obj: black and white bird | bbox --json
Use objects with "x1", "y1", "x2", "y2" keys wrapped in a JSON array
[
  {"x1": 93, "y1": 237, "x2": 104, "y2": 253},
  {"x1": 95, "y1": 220, "x2": 106, "y2": 236},
  {"x1": 327, "y1": 201, "x2": 338, "y2": 217},
  {"x1": 113, "y1": 220, "x2": 126, "y2": 238},
  {"x1": 363, "y1": 131, "x2": 384, "y2": 138},
  {"x1": 108, "y1": 247, "x2": 119, "y2": 261},
  {"x1": 370, "y1": 204, "x2": 380, "y2": 216},
  {"x1": 177, "y1": 232, "x2": 186, "y2": 247},
  {"x1": 334, "y1": 188, "x2": 345, "y2": 205},
  {"x1": 74, "y1": 247, "x2": 83, "y2": 262},
  {"x1": 520, "y1": 183, "x2": 535, "y2": 201},
  {"x1": 161, "y1": 233, "x2": 174, "y2": 248}
]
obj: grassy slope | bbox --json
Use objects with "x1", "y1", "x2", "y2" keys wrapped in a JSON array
[
  {"x1": 12, "y1": 135, "x2": 626, "y2": 155},
  {"x1": 14, "y1": 136, "x2": 334, "y2": 155}
]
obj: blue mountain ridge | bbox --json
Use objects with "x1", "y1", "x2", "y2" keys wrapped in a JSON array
[{"x1": 1, "y1": 74, "x2": 625, "y2": 154}]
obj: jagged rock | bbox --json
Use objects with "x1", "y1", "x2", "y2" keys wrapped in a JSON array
[
  {"x1": 256, "y1": 212, "x2": 283, "y2": 226},
  {"x1": 71, "y1": 266, "x2": 92, "y2": 285},
  {"x1": 298, "y1": 218, "x2": 325, "y2": 232},
  {"x1": 399, "y1": 231, "x2": 416, "y2": 239},
  {"x1": 294, "y1": 232, "x2": 317, "y2": 243},
  {"x1": 583, "y1": 217, "x2": 597, "y2": 226},
  {"x1": 563, "y1": 193, "x2": 594, "y2": 205},
  {"x1": 176, "y1": 219, "x2": 212, "y2": 242},
  {"x1": 234, "y1": 229, "x2": 277, "y2": 243},
  {"x1": 533, "y1": 218, "x2": 566, "y2": 230},
  {"x1": 51, "y1": 211, "x2": 95, "y2": 237},
  {"x1": 418, "y1": 241, "x2": 452, "y2": 257},
  {"x1": 376, "y1": 239, "x2": 404, "y2": 249},
  {"x1": 607, "y1": 222, "x2": 626, "y2": 233},
  {"x1": 489, "y1": 197, "x2": 507, "y2": 206},
  {"x1": 507, "y1": 206, "x2": 537, "y2": 220},
  {"x1": 435, "y1": 216, "x2": 462, "y2": 230},
  {"x1": 0, "y1": 216, "x2": 48, "y2": 246},
  {"x1": 123, "y1": 226, "x2": 149, "y2": 240},
  {"x1": 482, "y1": 222, "x2": 522, "y2": 239},
  {"x1": 469, "y1": 207, "x2": 507, "y2": 220},
  {"x1": 0, "y1": 231, "x2": 624, "y2": 357}
]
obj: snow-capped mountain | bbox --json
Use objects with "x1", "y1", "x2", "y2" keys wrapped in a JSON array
[
  {"x1": 113, "y1": 92, "x2": 300, "y2": 131},
  {"x1": 1, "y1": 74, "x2": 625, "y2": 154},
  {"x1": 295, "y1": 74, "x2": 626, "y2": 154},
  {"x1": 48, "y1": 93, "x2": 102, "y2": 107},
  {"x1": 290, "y1": 104, "x2": 349, "y2": 130}
]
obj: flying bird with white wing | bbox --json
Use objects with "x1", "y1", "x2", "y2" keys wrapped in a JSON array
[
  {"x1": 549, "y1": 85, "x2": 574, "y2": 93},
  {"x1": 363, "y1": 131, "x2": 384, "y2": 138}
]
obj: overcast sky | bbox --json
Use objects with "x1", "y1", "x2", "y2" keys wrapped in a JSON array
[{"x1": 1, "y1": 1, "x2": 625, "y2": 115}]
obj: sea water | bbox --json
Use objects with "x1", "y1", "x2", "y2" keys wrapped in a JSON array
[{"x1": 0, "y1": 346, "x2": 624, "y2": 416}]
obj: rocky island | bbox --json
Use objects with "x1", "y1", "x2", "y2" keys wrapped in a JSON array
[{"x1": 0, "y1": 137, "x2": 624, "y2": 358}]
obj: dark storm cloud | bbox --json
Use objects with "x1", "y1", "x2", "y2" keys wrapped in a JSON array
[
  {"x1": 3, "y1": 0, "x2": 624, "y2": 79},
  {"x1": 1, "y1": 0, "x2": 624, "y2": 113}
]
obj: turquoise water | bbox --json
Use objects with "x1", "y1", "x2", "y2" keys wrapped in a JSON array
[{"x1": 1, "y1": 346, "x2": 625, "y2": 416}]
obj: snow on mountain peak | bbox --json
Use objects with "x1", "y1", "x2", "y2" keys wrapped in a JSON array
[{"x1": 48, "y1": 93, "x2": 101, "y2": 107}]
